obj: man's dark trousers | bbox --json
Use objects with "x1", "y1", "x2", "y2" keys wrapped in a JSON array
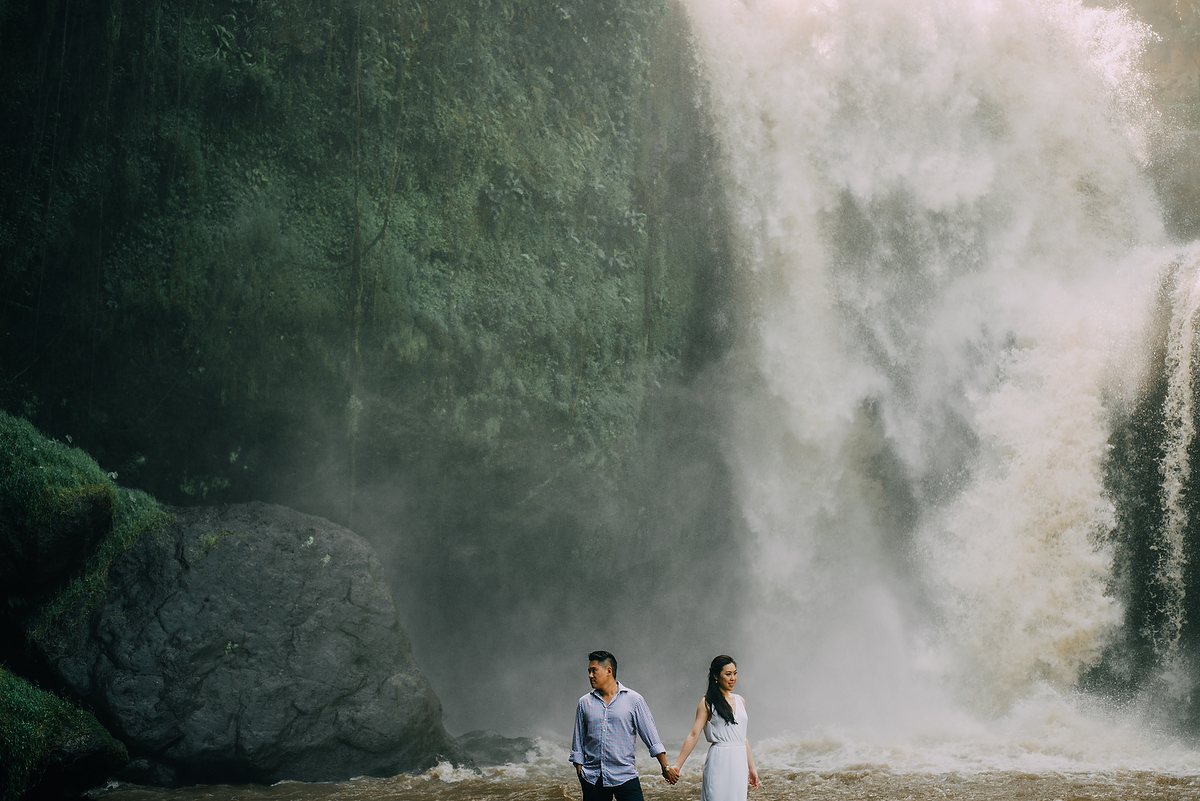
[{"x1": 579, "y1": 776, "x2": 645, "y2": 801}]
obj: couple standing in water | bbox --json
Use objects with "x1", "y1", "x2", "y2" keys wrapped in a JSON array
[{"x1": 570, "y1": 651, "x2": 760, "y2": 801}]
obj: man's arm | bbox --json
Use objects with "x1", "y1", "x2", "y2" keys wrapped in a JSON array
[
  {"x1": 569, "y1": 700, "x2": 587, "y2": 775},
  {"x1": 631, "y1": 696, "x2": 676, "y2": 783}
]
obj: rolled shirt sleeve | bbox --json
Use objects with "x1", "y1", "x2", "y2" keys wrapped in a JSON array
[
  {"x1": 570, "y1": 698, "x2": 587, "y2": 766},
  {"x1": 631, "y1": 694, "x2": 666, "y2": 757}
]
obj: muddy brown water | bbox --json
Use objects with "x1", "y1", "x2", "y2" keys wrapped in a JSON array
[{"x1": 92, "y1": 764, "x2": 1200, "y2": 801}]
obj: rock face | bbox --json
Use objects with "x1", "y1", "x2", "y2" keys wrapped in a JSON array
[{"x1": 26, "y1": 501, "x2": 460, "y2": 785}]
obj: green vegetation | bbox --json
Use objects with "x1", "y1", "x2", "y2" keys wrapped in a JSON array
[
  {"x1": 0, "y1": 0, "x2": 728, "y2": 520},
  {"x1": 30, "y1": 486, "x2": 169, "y2": 655},
  {"x1": 0, "y1": 665, "x2": 127, "y2": 801},
  {"x1": 0, "y1": 411, "x2": 170, "y2": 653},
  {"x1": 194, "y1": 525, "x2": 233, "y2": 559},
  {"x1": 0, "y1": 413, "x2": 116, "y2": 537}
]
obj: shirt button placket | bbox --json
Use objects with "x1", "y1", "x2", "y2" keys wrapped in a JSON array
[{"x1": 602, "y1": 705, "x2": 608, "y2": 785}]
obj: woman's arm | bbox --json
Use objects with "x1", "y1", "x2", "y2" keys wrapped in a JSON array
[
  {"x1": 672, "y1": 700, "x2": 709, "y2": 776},
  {"x1": 746, "y1": 740, "x2": 759, "y2": 788},
  {"x1": 742, "y1": 697, "x2": 759, "y2": 788}
]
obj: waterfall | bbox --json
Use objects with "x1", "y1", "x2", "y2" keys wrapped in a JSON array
[
  {"x1": 681, "y1": 0, "x2": 1192, "y2": 751},
  {"x1": 1158, "y1": 252, "x2": 1200, "y2": 659}
]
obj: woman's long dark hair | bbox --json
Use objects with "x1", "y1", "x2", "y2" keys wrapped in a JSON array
[{"x1": 705, "y1": 655, "x2": 737, "y2": 725}]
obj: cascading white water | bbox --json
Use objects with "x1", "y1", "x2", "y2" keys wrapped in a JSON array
[
  {"x1": 683, "y1": 0, "x2": 1200, "y2": 770},
  {"x1": 1158, "y1": 252, "x2": 1200, "y2": 658}
]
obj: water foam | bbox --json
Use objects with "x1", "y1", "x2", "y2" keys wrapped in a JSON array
[{"x1": 751, "y1": 683, "x2": 1200, "y2": 775}]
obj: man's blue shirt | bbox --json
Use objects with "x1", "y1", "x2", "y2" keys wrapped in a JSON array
[{"x1": 570, "y1": 682, "x2": 666, "y2": 786}]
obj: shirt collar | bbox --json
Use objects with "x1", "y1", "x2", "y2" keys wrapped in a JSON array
[{"x1": 591, "y1": 681, "x2": 627, "y2": 700}]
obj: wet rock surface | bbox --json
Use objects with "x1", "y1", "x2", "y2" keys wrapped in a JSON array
[{"x1": 21, "y1": 502, "x2": 460, "y2": 785}]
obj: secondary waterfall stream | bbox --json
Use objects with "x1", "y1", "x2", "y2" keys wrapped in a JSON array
[{"x1": 1159, "y1": 255, "x2": 1200, "y2": 657}]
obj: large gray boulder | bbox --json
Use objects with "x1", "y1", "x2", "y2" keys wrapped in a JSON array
[{"x1": 23, "y1": 501, "x2": 460, "y2": 785}]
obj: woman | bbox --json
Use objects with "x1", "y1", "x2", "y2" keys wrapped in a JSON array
[{"x1": 670, "y1": 655, "x2": 760, "y2": 800}]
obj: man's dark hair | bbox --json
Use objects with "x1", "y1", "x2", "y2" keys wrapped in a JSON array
[{"x1": 588, "y1": 650, "x2": 618, "y2": 678}]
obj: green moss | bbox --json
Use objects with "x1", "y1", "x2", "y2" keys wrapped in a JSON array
[
  {"x1": 0, "y1": 412, "x2": 171, "y2": 652},
  {"x1": 195, "y1": 526, "x2": 233, "y2": 559},
  {"x1": 0, "y1": 413, "x2": 116, "y2": 534},
  {"x1": 0, "y1": 1, "x2": 736, "y2": 615},
  {"x1": 30, "y1": 487, "x2": 170, "y2": 655},
  {"x1": 0, "y1": 665, "x2": 127, "y2": 801}
]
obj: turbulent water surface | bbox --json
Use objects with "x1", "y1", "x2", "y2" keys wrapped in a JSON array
[
  {"x1": 92, "y1": 744, "x2": 1200, "y2": 801},
  {"x1": 87, "y1": 771, "x2": 1200, "y2": 801}
]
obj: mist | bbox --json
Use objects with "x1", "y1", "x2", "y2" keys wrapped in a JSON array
[{"x1": 342, "y1": 376, "x2": 750, "y2": 738}]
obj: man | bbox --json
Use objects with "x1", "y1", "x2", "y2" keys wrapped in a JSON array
[{"x1": 570, "y1": 650, "x2": 679, "y2": 801}]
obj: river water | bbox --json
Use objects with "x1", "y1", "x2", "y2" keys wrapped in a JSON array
[
  {"x1": 85, "y1": 769, "x2": 1200, "y2": 801},
  {"x1": 93, "y1": 738, "x2": 1200, "y2": 801}
]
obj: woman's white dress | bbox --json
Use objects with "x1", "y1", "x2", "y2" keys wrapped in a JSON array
[{"x1": 700, "y1": 694, "x2": 748, "y2": 801}]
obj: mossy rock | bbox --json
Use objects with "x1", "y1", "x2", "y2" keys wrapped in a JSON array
[
  {"x1": 0, "y1": 414, "x2": 117, "y2": 598},
  {"x1": 22, "y1": 502, "x2": 461, "y2": 785},
  {"x1": 0, "y1": 665, "x2": 128, "y2": 801},
  {"x1": 0, "y1": 412, "x2": 170, "y2": 657}
]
